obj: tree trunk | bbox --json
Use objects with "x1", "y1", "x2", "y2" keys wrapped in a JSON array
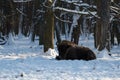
[
  {"x1": 18, "y1": 3, "x2": 24, "y2": 38},
  {"x1": 71, "y1": 25, "x2": 80, "y2": 44},
  {"x1": 44, "y1": 0, "x2": 54, "y2": 52},
  {"x1": 95, "y1": 0, "x2": 110, "y2": 51},
  {"x1": 55, "y1": 20, "x2": 62, "y2": 45}
]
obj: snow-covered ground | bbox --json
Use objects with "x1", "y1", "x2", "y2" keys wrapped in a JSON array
[{"x1": 0, "y1": 36, "x2": 120, "y2": 80}]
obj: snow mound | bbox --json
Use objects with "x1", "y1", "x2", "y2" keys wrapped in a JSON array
[
  {"x1": 43, "y1": 48, "x2": 58, "y2": 59},
  {"x1": 97, "y1": 49, "x2": 111, "y2": 59}
]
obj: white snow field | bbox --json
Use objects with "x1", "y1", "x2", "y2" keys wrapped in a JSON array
[{"x1": 0, "y1": 37, "x2": 120, "y2": 80}]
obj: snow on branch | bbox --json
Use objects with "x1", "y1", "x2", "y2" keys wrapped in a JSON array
[
  {"x1": 61, "y1": 0, "x2": 83, "y2": 3},
  {"x1": 13, "y1": 0, "x2": 32, "y2": 3},
  {"x1": 53, "y1": 7, "x2": 97, "y2": 15},
  {"x1": 16, "y1": 8, "x2": 27, "y2": 16},
  {"x1": 52, "y1": 0, "x2": 57, "y2": 8},
  {"x1": 110, "y1": 6, "x2": 120, "y2": 15},
  {"x1": 54, "y1": 13, "x2": 72, "y2": 23},
  {"x1": 111, "y1": 6, "x2": 120, "y2": 11},
  {"x1": 82, "y1": 7, "x2": 100, "y2": 19},
  {"x1": 60, "y1": 0, "x2": 92, "y2": 8}
]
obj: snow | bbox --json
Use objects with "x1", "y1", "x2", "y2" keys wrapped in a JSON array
[{"x1": 0, "y1": 36, "x2": 120, "y2": 80}]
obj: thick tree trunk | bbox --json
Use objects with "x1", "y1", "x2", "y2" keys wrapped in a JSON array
[
  {"x1": 95, "y1": 0, "x2": 110, "y2": 51},
  {"x1": 44, "y1": 0, "x2": 54, "y2": 52}
]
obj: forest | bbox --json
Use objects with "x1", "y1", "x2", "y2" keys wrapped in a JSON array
[
  {"x1": 0, "y1": 0, "x2": 120, "y2": 52},
  {"x1": 0, "y1": 0, "x2": 120, "y2": 80}
]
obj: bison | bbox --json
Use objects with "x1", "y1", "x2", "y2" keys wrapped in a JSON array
[{"x1": 56, "y1": 40, "x2": 96, "y2": 61}]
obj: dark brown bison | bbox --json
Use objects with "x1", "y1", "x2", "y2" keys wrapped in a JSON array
[
  {"x1": 56, "y1": 40, "x2": 96, "y2": 60},
  {"x1": 56, "y1": 40, "x2": 77, "y2": 59}
]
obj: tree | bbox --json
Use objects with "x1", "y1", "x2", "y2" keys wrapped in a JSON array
[
  {"x1": 44, "y1": 0, "x2": 54, "y2": 52},
  {"x1": 95, "y1": 0, "x2": 111, "y2": 51}
]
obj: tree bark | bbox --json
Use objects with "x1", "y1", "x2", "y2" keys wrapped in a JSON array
[
  {"x1": 44, "y1": 0, "x2": 54, "y2": 52},
  {"x1": 95, "y1": 0, "x2": 110, "y2": 51}
]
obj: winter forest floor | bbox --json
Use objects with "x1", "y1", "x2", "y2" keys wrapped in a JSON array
[{"x1": 0, "y1": 36, "x2": 120, "y2": 80}]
